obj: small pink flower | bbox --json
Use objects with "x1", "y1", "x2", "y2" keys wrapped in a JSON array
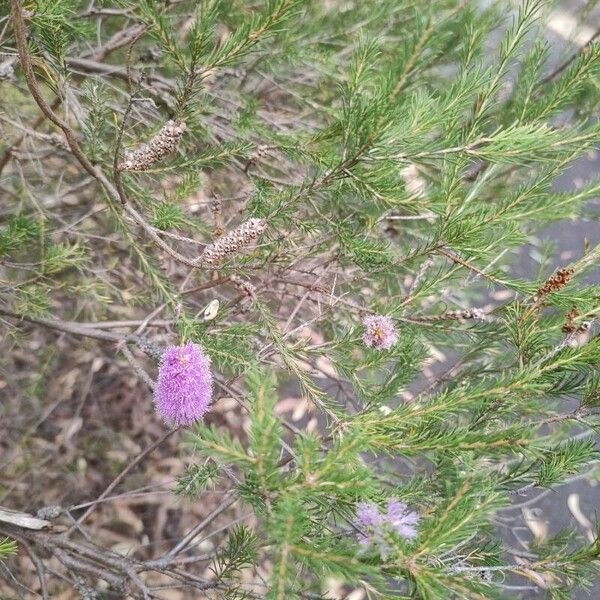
[
  {"x1": 154, "y1": 343, "x2": 213, "y2": 426},
  {"x1": 356, "y1": 501, "x2": 384, "y2": 526},
  {"x1": 354, "y1": 498, "x2": 419, "y2": 555},
  {"x1": 362, "y1": 315, "x2": 398, "y2": 350},
  {"x1": 385, "y1": 499, "x2": 419, "y2": 540}
]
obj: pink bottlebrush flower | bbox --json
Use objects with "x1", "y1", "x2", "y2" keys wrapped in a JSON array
[
  {"x1": 354, "y1": 497, "x2": 419, "y2": 554},
  {"x1": 154, "y1": 342, "x2": 213, "y2": 426},
  {"x1": 362, "y1": 315, "x2": 398, "y2": 350}
]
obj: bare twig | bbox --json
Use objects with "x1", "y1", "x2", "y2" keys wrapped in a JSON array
[
  {"x1": 72, "y1": 426, "x2": 179, "y2": 529},
  {"x1": 161, "y1": 490, "x2": 238, "y2": 561}
]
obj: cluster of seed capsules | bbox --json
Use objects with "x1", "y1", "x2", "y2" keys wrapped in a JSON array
[
  {"x1": 200, "y1": 218, "x2": 267, "y2": 266},
  {"x1": 118, "y1": 120, "x2": 187, "y2": 172}
]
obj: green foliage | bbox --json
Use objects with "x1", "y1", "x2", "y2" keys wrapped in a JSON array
[
  {"x1": 29, "y1": 0, "x2": 91, "y2": 61},
  {"x1": 0, "y1": 215, "x2": 39, "y2": 258},
  {"x1": 337, "y1": 221, "x2": 393, "y2": 270},
  {"x1": 174, "y1": 462, "x2": 220, "y2": 498},
  {"x1": 151, "y1": 202, "x2": 186, "y2": 230},
  {"x1": 4, "y1": 0, "x2": 600, "y2": 597},
  {"x1": 211, "y1": 524, "x2": 258, "y2": 581},
  {"x1": 13, "y1": 283, "x2": 52, "y2": 316},
  {"x1": 42, "y1": 242, "x2": 88, "y2": 275},
  {"x1": 536, "y1": 439, "x2": 599, "y2": 488},
  {"x1": 187, "y1": 322, "x2": 260, "y2": 375},
  {"x1": 191, "y1": 421, "x2": 254, "y2": 468},
  {"x1": 80, "y1": 82, "x2": 111, "y2": 162},
  {"x1": 0, "y1": 538, "x2": 17, "y2": 560},
  {"x1": 246, "y1": 369, "x2": 282, "y2": 493}
]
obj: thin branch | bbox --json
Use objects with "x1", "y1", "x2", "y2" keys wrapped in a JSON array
[
  {"x1": 21, "y1": 539, "x2": 49, "y2": 600},
  {"x1": 161, "y1": 490, "x2": 238, "y2": 562},
  {"x1": 540, "y1": 28, "x2": 600, "y2": 85},
  {"x1": 72, "y1": 426, "x2": 180, "y2": 528}
]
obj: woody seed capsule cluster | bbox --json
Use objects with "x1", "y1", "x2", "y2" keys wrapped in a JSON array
[
  {"x1": 535, "y1": 267, "x2": 574, "y2": 300},
  {"x1": 200, "y1": 218, "x2": 267, "y2": 265},
  {"x1": 119, "y1": 120, "x2": 186, "y2": 171}
]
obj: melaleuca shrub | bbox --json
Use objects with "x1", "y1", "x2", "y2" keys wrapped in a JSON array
[{"x1": 1, "y1": 0, "x2": 600, "y2": 598}]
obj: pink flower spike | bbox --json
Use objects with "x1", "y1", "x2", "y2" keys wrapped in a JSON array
[
  {"x1": 154, "y1": 343, "x2": 213, "y2": 426},
  {"x1": 362, "y1": 315, "x2": 398, "y2": 350}
]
